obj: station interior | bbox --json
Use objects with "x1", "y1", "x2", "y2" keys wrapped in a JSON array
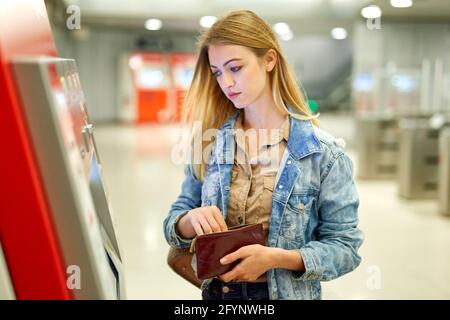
[{"x1": 1, "y1": 0, "x2": 450, "y2": 300}]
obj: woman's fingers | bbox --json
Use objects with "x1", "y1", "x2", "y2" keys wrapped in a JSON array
[
  {"x1": 211, "y1": 206, "x2": 228, "y2": 231},
  {"x1": 191, "y1": 220, "x2": 204, "y2": 236},
  {"x1": 189, "y1": 206, "x2": 227, "y2": 236},
  {"x1": 203, "y1": 210, "x2": 221, "y2": 233},
  {"x1": 196, "y1": 212, "x2": 213, "y2": 234}
]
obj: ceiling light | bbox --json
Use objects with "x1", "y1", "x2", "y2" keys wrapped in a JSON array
[
  {"x1": 145, "y1": 19, "x2": 162, "y2": 31},
  {"x1": 200, "y1": 16, "x2": 217, "y2": 28},
  {"x1": 279, "y1": 30, "x2": 294, "y2": 41},
  {"x1": 331, "y1": 28, "x2": 347, "y2": 40},
  {"x1": 361, "y1": 5, "x2": 382, "y2": 19},
  {"x1": 129, "y1": 56, "x2": 142, "y2": 70},
  {"x1": 390, "y1": 0, "x2": 413, "y2": 8},
  {"x1": 274, "y1": 22, "x2": 291, "y2": 35}
]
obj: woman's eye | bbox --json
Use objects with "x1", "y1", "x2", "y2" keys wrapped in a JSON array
[
  {"x1": 212, "y1": 71, "x2": 221, "y2": 77},
  {"x1": 230, "y1": 66, "x2": 242, "y2": 72}
]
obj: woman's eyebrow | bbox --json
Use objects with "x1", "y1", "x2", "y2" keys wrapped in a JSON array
[{"x1": 210, "y1": 58, "x2": 242, "y2": 69}]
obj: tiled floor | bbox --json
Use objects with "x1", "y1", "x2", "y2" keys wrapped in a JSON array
[{"x1": 94, "y1": 116, "x2": 450, "y2": 300}]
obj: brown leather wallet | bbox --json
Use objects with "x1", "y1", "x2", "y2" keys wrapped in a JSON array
[{"x1": 190, "y1": 223, "x2": 265, "y2": 280}]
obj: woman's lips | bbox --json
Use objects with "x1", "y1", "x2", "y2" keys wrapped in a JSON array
[{"x1": 228, "y1": 92, "x2": 241, "y2": 99}]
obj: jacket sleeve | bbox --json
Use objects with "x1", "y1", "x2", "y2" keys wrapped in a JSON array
[
  {"x1": 163, "y1": 162, "x2": 202, "y2": 248},
  {"x1": 295, "y1": 152, "x2": 364, "y2": 281}
]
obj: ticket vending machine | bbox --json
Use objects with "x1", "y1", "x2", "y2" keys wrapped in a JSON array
[
  {"x1": 169, "y1": 53, "x2": 196, "y2": 122},
  {"x1": 130, "y1": 52, "x2": 171, "y2": 123},
  {"x1": 11, "y1": 57, "x2": 125, "y2": 299}
]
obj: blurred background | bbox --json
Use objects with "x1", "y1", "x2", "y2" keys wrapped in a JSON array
[
  {"x1": 1, "y1": 0, "x2": 450, "y2": 300},
  {"x1": 48, "y1": 0, "x2": 450, "y2": 299}
]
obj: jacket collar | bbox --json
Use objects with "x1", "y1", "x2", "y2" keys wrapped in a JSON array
[{"x1": 218, "y1": 106, "x2": 322, "y2": 160}]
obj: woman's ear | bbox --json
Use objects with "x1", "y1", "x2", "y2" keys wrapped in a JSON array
[{"x1": 265, "y1": 49, "x2": 277, "y2": 72}]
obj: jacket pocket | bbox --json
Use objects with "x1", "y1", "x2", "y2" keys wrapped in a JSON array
[
  {"x1": 286, "y1": 194, "x2": 315, "y2": 216},
  {"x1": 281, "y1": 193, "x2": 316, "y2": 242}
]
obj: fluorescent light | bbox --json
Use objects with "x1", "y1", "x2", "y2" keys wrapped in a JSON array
[
  {"x1": 361, "y1": 5, "x2": 382, "y2": 19},
  {"x1": 129, "y1": 56, "x2": 142, "y2": 70},
  {"x1": 145, "y1": 18, "x2": 162, "y2": 30},
  {"x1": 200, "y1": 16, "x2": 217, "y2": 28},
  {"x1": 273, "y1": 23, "x2": 293, "y2": 41},
  {"x1": 390, "y1": 0, "x2": 413, "y2": 8},
  {"x1": 279, "y1": 30, "x2": 294, "y2": 41},
  {"x1": 331, "y1": 27, "x2": 347, "y2": 40},
  {"x1": 274, "y1": 22, "x2": 291, "y2": 35}
]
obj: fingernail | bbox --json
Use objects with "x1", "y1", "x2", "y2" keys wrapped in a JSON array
[{"x1": 220, "y1": 258, "x2": 226, "y2": 264}]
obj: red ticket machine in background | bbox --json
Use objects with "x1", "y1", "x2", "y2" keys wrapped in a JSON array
[
  {"x1": 129, "y1": 52, "x2": 171, "y2": 123},
  {"x1": 169, "y1": 53, "x2": 196, "y2": 122}
]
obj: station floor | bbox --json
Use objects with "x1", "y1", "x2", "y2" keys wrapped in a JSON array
[{"x1": 94, "y1": 113, "x2": 450, "y2": 300}]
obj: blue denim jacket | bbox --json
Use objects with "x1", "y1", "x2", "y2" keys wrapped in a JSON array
[{"x1": 164, "y1": 109, "x2": 364, "y2": 300}]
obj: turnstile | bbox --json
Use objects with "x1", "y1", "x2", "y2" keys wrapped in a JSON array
[
  {"x1": 356, "y1": 117, "x2": 399, "y2": 179},
  {"x1": 438, "y1": 126, "x2": 450, "y2": 215},
  {"x1": 12, "y1": 57, "x2": 125, "y2": 299},
  {"x1": 398, "y1": 117, "x2": 439, "y2": 199}
]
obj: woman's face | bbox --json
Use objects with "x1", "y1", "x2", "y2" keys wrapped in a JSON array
[{"x1": 208, "y1": 44, "x2": 275, "y2": 109}]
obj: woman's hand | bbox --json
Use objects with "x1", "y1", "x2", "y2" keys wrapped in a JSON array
[
  {"x1": 218, "y1": 244, "x2": 276, "y2": 282},
  {"x1": 218, "y1": 245, "x2": 305, "y2": 282},
  {"x1": 176, "y1": 206, "x2": 228, "y2": 239}
]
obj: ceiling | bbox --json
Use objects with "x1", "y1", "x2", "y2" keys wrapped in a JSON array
[
  {"x1": 376, "y1": 0, "x2": 450, "y2": 20},
  {"x1": 62, "y1": 0, "x2": 450, "y2": 36}
]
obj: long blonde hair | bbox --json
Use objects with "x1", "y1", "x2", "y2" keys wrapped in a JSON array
[{"x1": 182, "y1": 10, "x2": 319, "y2": 180}]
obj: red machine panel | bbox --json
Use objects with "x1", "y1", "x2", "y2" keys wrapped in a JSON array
[{"x1": 0, "y1": 1, "x2": 71, "y2": 299}]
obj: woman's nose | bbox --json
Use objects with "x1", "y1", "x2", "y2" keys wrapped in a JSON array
[{"x1": 222, "y1": 72, "x2": 235, "y2": 88}]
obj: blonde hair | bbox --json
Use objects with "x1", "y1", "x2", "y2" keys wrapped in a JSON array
[{"x1": 182, "y1": 9, "x2": 319, "y2": 180}]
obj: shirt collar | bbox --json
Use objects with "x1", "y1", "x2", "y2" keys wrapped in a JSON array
[{"x1": 219, "y1": 106, "x2": 322, "y2": 161}]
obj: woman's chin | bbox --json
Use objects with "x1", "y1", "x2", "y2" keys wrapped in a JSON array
[{"x1": 232, "y1": 101, "x2": 247, "y2": 109}]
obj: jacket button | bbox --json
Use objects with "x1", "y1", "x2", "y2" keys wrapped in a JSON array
[
  {"x1": 237, "y1": 216, "x2": 243, "y2": 224},
  {"x1": 278, "y1": 185, "x2": 283, "y2": 189},
  {"x1": 287, "y1": 160, "x2": 292, "y2": 165},
  {"x1": 222, "y1": 286, "x2": 230, "y2": 293},
  {"x1": 298, "y1": 203, "x2": 305, "y2": 210}
]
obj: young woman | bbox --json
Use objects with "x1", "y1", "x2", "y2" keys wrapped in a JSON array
[{"x1": 163, "y1": 10, "x2": 364, "y2": 300}]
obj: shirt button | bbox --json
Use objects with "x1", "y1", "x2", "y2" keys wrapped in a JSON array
[
  {"x1": 278, "y1": 184, "x2": 283, "y2": 189},
  {"x1": 237, "y1": 216, "x2": 243, "y2": 224},
  {"x1": 222, "y1": 286, "x2": 230, "y2": 293},
  {"x1": 287, "y1": 160, "x2": 292, "y2": 165}
]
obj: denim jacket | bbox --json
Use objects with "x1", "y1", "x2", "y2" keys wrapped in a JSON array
[{"x1": 163, "y1": 109, "x2": 364, "y2": 300}]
